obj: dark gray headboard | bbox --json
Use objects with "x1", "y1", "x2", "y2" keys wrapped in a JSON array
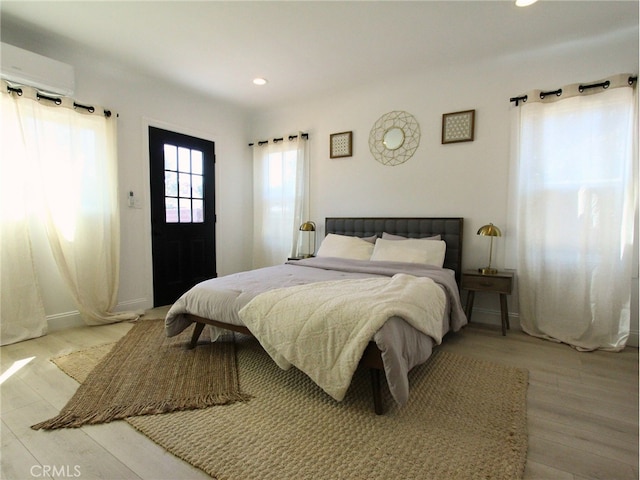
[{"x1": 325, "y1": 217, "x2": 464, "y2": 285}]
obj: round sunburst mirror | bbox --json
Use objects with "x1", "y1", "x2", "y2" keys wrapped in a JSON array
[{"x1": 368, "y1": 111, "x2": 420, "y2": 166}]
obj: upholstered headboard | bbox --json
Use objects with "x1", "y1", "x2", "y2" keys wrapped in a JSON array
[{"x1": 325, "y1": 217, "x2": 464, "y2": 285}]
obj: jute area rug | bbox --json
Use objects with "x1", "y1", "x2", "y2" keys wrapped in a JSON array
[
  {"x1": 32, "y1": 319, "x2": 249, "y2": 430},
  {"x1": 51, "y1": 331, "x2": 529, "y2": 480}
]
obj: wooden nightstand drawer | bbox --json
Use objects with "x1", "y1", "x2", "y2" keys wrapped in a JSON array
[
  {"x1": 461, "y1": 273, "x2": 513, "y2": 294},
  {"x1": 461, "y1": 270, "x2": 515, "y2": 336}
]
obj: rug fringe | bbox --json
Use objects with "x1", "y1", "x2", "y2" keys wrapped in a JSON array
[{"x1": 32, "y1": 392, "x2": 253, "y2": 431}]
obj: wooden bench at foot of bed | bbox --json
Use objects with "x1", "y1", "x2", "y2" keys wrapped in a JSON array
[{"x1": 185, "y1": 314, "x2": 387, "y2": 415}]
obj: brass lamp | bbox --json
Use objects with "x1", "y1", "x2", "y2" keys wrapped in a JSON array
[
  {"x1": 298, "y1": 221, "x2": 316, "y2": 258},
  {"x1": 477, "y1": 223, "x2": 502, "y2": 275}
]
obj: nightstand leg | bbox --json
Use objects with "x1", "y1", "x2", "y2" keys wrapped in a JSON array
[
  {"x1": 499, "y1": 293, "x2": 509, "y2": 336},
  {"x1": 465, "y1": 291, "x2": 475, "y2": 322}
]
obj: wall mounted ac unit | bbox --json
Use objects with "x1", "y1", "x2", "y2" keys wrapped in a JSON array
[{"x1": 1, "y1": 42, "x2": 75, "y2": 96}]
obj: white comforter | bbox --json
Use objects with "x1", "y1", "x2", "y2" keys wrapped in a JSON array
[{"x1": 238, "y1": 273, "x2": 446, "y2": 402}]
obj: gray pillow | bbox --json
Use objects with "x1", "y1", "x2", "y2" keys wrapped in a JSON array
[{"x1": 382, "y1": 232, "x2": 441, "y2": 241}]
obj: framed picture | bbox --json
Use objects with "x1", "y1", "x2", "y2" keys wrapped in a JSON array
[
  {"x1": 442, "y1": 110, "x2": 475, "y2": 144},
  {"x1": 330, "y1": 131, "x2": 353, "y2": 158}
]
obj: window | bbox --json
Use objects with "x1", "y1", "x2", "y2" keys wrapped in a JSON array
[
  {"x1": 252, "y1": 137, "x2": 309, "y2": 268},
  {"x1": 509, "y1": 78, "x2": 635, "y2": 351},
  {"x1": 163, "y1": 144, "x2": 204, "y2": 223},
  {"x1": 1, "y1": 82, "x2": 136, "y2": 346}
]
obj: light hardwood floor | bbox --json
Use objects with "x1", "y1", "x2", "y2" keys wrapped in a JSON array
[{"x1": 1, "y1": 318, "x2": 638, "y2": 480}]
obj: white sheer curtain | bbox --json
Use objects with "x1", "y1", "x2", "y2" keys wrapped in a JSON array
[
  {"x1": 1, "y1": 82, "x2": 137, "y2": 345},
  {"x1": 252, "y1": 134, "x2": 309, "y2": 268},
  {"x1": 0, "y1": 88, "x2": 47, "y2": 345},
  {"x1": 507, "y1": 74, "x2": 636, "y2": 351}
]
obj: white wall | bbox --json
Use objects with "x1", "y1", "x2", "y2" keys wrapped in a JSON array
[{"x1": 249, "y1": 27, "x2": 639, "y2": 342}]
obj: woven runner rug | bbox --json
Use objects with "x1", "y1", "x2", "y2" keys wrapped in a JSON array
[
  {"x1": 51, "y1": 334, "x2": 529, "y2": 479},
  {"x1": 32, "y1": 319, "x2": 249, "y2": 430}
]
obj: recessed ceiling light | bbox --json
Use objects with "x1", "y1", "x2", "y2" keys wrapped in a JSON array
[
  {"x1": 515, "y1": 0, "x2": 538, "y2": 6},
  {"x1": 253, "y1": 78, "x2": 268, "y2": 86}
]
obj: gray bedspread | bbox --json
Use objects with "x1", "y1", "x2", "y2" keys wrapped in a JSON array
[{"x1": 165, "y1": 257, "x2": 467, "y2": 406}]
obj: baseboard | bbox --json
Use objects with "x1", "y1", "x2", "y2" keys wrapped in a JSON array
[
  {"x1": 116, "y1": 297, "x2": 151, "y2": 314},
  {"x1": 467, "y1": 307, "x2": 522, "y2": 332},
  {"x1": 46, "y1": 310, "x2": 84, "y2": 332},
  {"x1": 46, "y1": 298, "x2": 150, "y2": 332}
]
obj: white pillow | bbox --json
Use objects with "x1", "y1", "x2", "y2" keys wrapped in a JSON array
[
  {"x1": 316, "y1": 234, "x2": 374, "y2": 260},
  {"x1": 370, "y1": 238, "x2": 446, "y2": 266}
]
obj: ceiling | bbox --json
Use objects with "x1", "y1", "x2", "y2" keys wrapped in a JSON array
[{"x1": 1, "y1": 1, "x2": 638, "y2": 111}]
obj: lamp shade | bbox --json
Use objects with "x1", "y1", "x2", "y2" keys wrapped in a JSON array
[
  {"x1": 299, "y1": 221, "x2": 316, "y2": 232},
  {"x1": 477, "y1": 223, "x2": 502, "y2": 237},
  {"x1": 515, "y1": 0, "x2": 538, "y2": 7}
]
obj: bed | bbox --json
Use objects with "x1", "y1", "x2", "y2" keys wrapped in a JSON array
[{"x1": 165, "y1": 217, "x2": 467, "y2": 414}]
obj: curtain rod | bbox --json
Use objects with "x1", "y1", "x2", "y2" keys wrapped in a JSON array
[
  {"x1": 6, "y1": 84, "x2": 114, "y2": 117},
  {"x1": 248, "y1": 132, "x2": 309, "y2": 147},
  {"x1": 509, "y1": 75, "x2": 637, "y2": 105}
]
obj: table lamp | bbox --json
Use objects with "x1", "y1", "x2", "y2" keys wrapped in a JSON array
[
  {"x1": 477, "y1": 223, "x2": 501, "y2": 275},
  {"x1": 298, "y1": 221, "x2": 316, "y2": 258}
]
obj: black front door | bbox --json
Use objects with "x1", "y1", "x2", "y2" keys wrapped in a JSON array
[{"x1": 149, "y1": 126, "x2": 216, "y2": 306}]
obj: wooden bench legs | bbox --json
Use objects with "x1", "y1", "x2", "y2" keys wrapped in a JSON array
[
  {"x1": 370, "y1": 368, "x2": 384, "y2": 415},
  {"x1": 188, "y1": 322, "x2": 206, "y2": 349}
]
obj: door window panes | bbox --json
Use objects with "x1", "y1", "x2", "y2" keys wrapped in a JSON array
[
  {"x1": 164, "y1": 144, "x2": 177, "y2": 171},
  {"x1": 192, "y1": 151, "x2": 203, "y2": 174},
  {"x1": 192, "y1": 199, "x2": 204, "y2": 222},
  {"x1": 165, "y1": 197, "x2": 178, "y2": 223},
  {"x1": 179, "y1": 198, "x2": 192, "y2": 222},
  {"x1": 165, "y1": 171, "x2": 177, "y2": 197},
  {"x1": 192, "y1": 175, "x2": 203, "y2": 199},
  {"x1": 179, "y1": 172, "x2": 191, "y2": 197},
  {"x1": 178, "y1": 147, "x2": 190, "y2": 172},
  {"x1": 163, "y1": 144, "x2": 204, "y2": 223}
]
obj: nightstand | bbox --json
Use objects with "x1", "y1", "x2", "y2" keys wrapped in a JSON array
[{"x1": 461, "y1": 270, "x2": 514, "y2": 336}]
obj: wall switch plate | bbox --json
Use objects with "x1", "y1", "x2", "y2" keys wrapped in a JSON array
[{"x1": 128, "y1": 191, "x2": 143, "y2": 209}]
